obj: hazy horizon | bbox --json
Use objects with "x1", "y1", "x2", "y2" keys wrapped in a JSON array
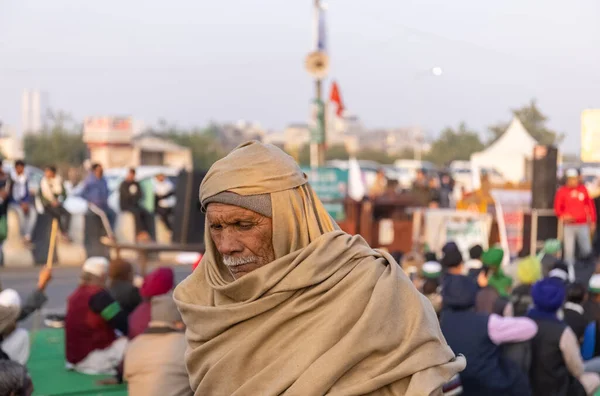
[{"x1": 1, "y1": 0, "x2": 599, "y2": 154}]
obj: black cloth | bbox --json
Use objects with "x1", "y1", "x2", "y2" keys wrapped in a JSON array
[
  {"x1": 126, "y1": 207, "x2": 153, "y2": 235},
  {"x1": 563, "y1": 305, "x2": 590, "y2": 343},
  {"x1": 88, "y1": 289, "x2": 129, "y2": 335},
  {"x1": 18, "y1": 288, "x2": 47, "y2": 322},
  {"x1": 541, "y1": 254, "x2": 560, "y2": 278},
  {"x1": 109, "y1": 281, "x2": 141, "y2": 316},
  {"x1": 583, "y1": 300, "x2": 600, "y2": 324},
  {"x1": 511, "y1": 284, "x2": 533, "y2": 317},
  {"x1": 44, "y1": 204, "x2": 71, "y2": 234},
  {"x1": 529, "y1": 319, "x2": 586, "y2": 396},
  {"x1": 440, "y1": 310, "x2": 529, "y2": 396},
  {"x1": 0, "y1": 348, "x2": 9, "y2": 360},
  {"x1": 119, "y1": 180, "x2": 142, "y2": 212},
  {"x1": 156, "y1": 206, "x2": 173, "y2": 231}
]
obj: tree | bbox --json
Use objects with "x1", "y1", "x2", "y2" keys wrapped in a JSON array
[
  {"x1": 487, "y1": 99, "x2": 564, "y2": 145},
  {"x1": 425, "y1": 122, "x2": 484, "y2": 166},
  {"x1": 24, "y1": 110, "x2": 87, "y2": 169}
]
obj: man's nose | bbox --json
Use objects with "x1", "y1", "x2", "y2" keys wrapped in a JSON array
[{"x1": 216, "y1": 229, "x2": 244, "y2": 256}]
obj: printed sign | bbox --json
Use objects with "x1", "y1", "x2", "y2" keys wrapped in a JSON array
[{"x1": 302, "y1": 167, "x2": 348, "y2": 220}]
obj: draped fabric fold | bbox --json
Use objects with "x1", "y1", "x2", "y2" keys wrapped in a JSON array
[{"x1": 174, "y1": 141, "x2": 465, "y2": 395}]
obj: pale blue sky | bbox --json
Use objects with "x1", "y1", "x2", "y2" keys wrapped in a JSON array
[{"x1": 1, "y1": 0, "x2": 599, "y2": 153}]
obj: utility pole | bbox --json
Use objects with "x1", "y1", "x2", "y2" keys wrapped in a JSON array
[{"x1": 307, "y1": 0, "x2": 328, "y2": 168}]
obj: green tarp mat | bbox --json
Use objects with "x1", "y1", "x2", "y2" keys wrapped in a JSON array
[{"x1": 27, "y1": 329, "x2": 127, "y2": 396}]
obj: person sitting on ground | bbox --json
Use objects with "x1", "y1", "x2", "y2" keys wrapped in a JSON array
[
  {"x1": 0, "y1": 266, "x2": 53, "y2": 323},
  {"x1": 550, "y1": 261, "x2": 571, "y2": 285},
  {"x1": 0, "y1": 290, "x2": 30, "y2": 364},
  {"x1": 39, "y1": 165, "x2": 71, "y2": 240},
  {"x1": 564, "y1": 282, "x2": 591, "y2": 343},
  {"x1": 401, "y1": 252, "x2": 425, "y2": 289},
  {"x1": 528, "y1": 277, "x2": 600, "y2": 396},
  {"x1": 119, "y1": 168, "x2": 152, "y2": 242},
  {"x1": 483, "y1": 247, "x2": 513, "y2": 298},
  {"x1": 421, "y1": 261, "x2": 442, "y2": 315},
  {"x1": 8, "y1": 160, "x2": 37, "y2": 246},
  {"x1": 0, "y1": 360, "x2": 34, "y2": 396},
  {"x1": 538, "y1": 239, "x2": 563, "y2": 277},
  {"x1": 174, "y1": 141, "x2": 465, "y2": 395},
  {"x1": 0, "y1": 302, "x2": 21, "y2": 362},
  {"x1": 108, "y1": 259, "x2": 141, "y2": 316},
  {"x1": 80, "y1": 163, "x2": 115, "y2": 240},
  {"x1": 511, "y1": 256, "x2": 542, "y2": 317},
  {"x1": 65, "y1": 257, "x2": 128, "y2": 375},
  {"x1": 440, "y1": 245, "x2": 538, "y2": 396},
  {"x1": 124, "y1": 293, "x2": 192, "y2": 396},
  {"x1": 465, "y1": 244, "x2": 484, "y2": 279},
  {"x1": 153, "y1": 173, "x2": 176, "y2": 232},
  {"x1": 128, "y1": 267, "x2": 174, "y2": 340}
]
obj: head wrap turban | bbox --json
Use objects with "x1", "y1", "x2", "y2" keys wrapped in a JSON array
[{"x1": 174, "y1": 141, "x2": 464, "y2": 395}]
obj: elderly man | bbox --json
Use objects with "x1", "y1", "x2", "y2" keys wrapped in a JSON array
[{"x1": 174, "y1": 141, "x2": 465, "y2": 395}]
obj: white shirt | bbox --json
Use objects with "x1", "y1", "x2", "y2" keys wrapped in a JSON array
[{"x1": 154, "y1": 179, "x2": 176, "y2": 208}]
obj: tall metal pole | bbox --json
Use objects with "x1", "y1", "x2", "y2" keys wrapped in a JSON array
[{"x1": 311, "y1": 0, "x2": 326, "y2": 168}]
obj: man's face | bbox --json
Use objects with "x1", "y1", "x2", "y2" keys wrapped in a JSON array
[
  {"x1": 15, "y1": 165, "x2": 24, "y2": 175},
  {"x1": 127, "y1": 171, "x2": 135, "y2": 181},
  {"x1": 44, "y1": 169, "x2": 54, "y2": 179},
  {"x1": 157, "y1": 174, "x2": 165, "y2": 182},
  {"x1": 207, "y1": 203, "x2": 275, "y2": 279},
  {"x1": 567, "y1": 176, "x2": 579, "y2": 188},
  {"x1": 95, "y1": 166, "x2": 103, "y2": 178}
]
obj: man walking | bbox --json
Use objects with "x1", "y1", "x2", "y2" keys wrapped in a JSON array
[{"x1": 555, "y1": 168, "x2": 596, "y2": 281}]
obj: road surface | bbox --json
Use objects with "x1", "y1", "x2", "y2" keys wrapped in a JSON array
[{"x1": 0, "y1": 264, "x2": 193, "y2": 329}]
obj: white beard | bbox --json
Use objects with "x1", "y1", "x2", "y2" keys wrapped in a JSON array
[{"x1": 222, "y1": 255, "x2": 258, "y2": 268}]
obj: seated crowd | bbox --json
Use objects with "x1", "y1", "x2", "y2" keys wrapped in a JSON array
[
  {"x1": 0, "y1": 256, "x2": 191, "y2": 396},
  {"x1": 406, "y1": 240, "x2": 600, "y2": 396}
]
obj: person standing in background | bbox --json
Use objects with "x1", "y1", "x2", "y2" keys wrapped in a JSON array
[
  {"x1": 8, "y1": 160, "x2": 37, "y2": 246},
  {"x1": 39, "y1": 165, "x2": 71, "y2": 240},
  {"x1": 153, "y1": 173, "x2": 176, "y2": 232},
  {"x1": 555, "y1": 168, "x2": 596, "y2": 281},
  {"x1": 119, "y1": 168, "x2": 152, "y2": 241},
  {"x1": 81, "y1": 163, "x2": 116, "y2": 240},
  {"x1": 439, "y1": 173, "x2": 454, "y2": 208}
]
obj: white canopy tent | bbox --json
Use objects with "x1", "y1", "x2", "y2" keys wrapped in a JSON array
[{"x1": 471, "y1": 117, "x2": 538, "y2": 184}]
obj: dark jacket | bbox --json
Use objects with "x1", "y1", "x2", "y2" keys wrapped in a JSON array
[
  {"x1": 109, "y1": 280, "x2": 142, "y2": 316},
  {"x1": 528, "y1": 319, "x2": 586, "y2": 396},
  {"x1": 440, "y1": 274, "x2": 529, "y2": 396},
  {"x1": 119, "y1": 180, "x2": 143, "y2": 212},
  {"x1": 563, "y1": 303, "x2": 590, "y2": 343}
]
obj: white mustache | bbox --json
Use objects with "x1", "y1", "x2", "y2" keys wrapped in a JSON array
[{"x1": 222, "y1": 256, "x2": 257, "y2": 267}]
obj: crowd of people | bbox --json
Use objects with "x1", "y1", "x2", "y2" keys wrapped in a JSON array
[
  {"x1": 0, "y1": 160, "x2": 177, "y2": 246},
  {"x1": 2, "y1": 142, "x2": 600, "y2": 396},
  {"x1": 0, "y1": 257, "x2": 189, "y2": 395},
  {"x1": 402, "y1": 239, "x2": 600, "y2": 395}
]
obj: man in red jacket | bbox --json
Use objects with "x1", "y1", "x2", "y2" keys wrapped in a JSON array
[{"x1": 554, "y1": 168, "x2": 597, "y2": 281}]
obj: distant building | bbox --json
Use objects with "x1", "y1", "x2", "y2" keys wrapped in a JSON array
[
  {"x1": 0, "y1": 124, "x2": 24, "y2": 160},
  {"x1": 215, "y1": 120, "x2": 266, "y2": 151},
  {"x1": 21, "y1": 90, "x2": 48, "y2": 136},
  {"x1": 83, "y1": 116, "x2": 192, "y2": 170}
]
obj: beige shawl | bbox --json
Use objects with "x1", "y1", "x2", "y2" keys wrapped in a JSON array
[{"x1": 174, "y1": 141, "x2": 465, "y2": 395}]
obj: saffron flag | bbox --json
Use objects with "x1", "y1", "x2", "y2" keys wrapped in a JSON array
[{"x1": 330, "y1": 81, "x2": 345, "y2": 117}]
